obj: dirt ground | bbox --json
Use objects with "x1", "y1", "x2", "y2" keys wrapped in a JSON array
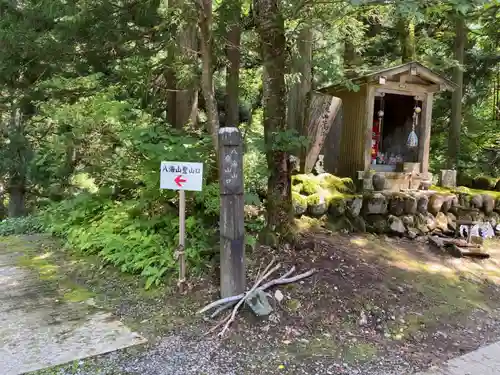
[{"x1": 13, "y1": 231, "x2": 500, "y2": 374}]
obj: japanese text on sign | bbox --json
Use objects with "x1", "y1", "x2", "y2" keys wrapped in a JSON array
[{"x1": 160, "y1": 161, "x2": 203, "y2": 192}]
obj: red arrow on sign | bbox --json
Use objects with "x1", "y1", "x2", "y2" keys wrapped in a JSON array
[{"x1": 174, "y1": 175, "x2": 187, "y2": 187}]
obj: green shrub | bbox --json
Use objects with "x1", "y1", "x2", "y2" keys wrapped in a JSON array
[
  {"x1": 456, "y1": 172, "x2": 474, "y2": 188},
  {"x1": 495, "y1": 179, "x2": 500, "y2": 192},
  {"x1": 42, "y1": 194, "x2": 216, "y2": 289},
  {"x1": 195, "y1": 182, "x2": 220, "y2": 217},
  {"x1": 0, "y1": 216, "x2": 45, "y2": 236},
  {"x1": 472, "y1": 175, "x2": 494, "y2": 190},
  {"x1": 243, "y1": 130, "x2": 267, "y2": 199}
]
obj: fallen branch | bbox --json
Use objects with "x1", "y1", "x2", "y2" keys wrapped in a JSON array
[
  {"x1": 260, "y1": 268, "x2": 316, "y2": 290},
  {"x1": 198, "y1": 295, "x2": 242, "y2": 315},
  {"x1": 210, "y1": 301, "x2": 237, "y2": 318},
  {"x1": 197, "y1": 257, "x2": 279, "y2": 315},
  {"x1": 204, "y1": 312, "x2": 231, "y2": 336},
  {"x1": 199, "y1": 259, "x2": 316, "y2": 337},
  {"x1": 218, "y1": 262, "x2": 282, "y2": 337}
]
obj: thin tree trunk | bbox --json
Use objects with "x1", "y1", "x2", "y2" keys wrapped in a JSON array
[
  {"x1": 286, "y1": 25, "x2": 312, "y2": 171},
  {"x1": 165, "y1": 41, "x2": 178, "y2": 128},
  {"x1": 255, "y1": 0, "x2": 293, "y2": 243},
  {"x1": 447, "y1": 14, "x2": 466, "y2": 170},
  {"x1": 397, "y1": 17, "x2": 416, "y2": 63},
  {"x1": 7, "y1": 105, "x2": 27, "y2": 218},
  {"x1": 225, "y1": 0, "x2": 241, "y2": 128},
  {"x1": 198, "y1": 0, "x2": 219, "y2": 150}
]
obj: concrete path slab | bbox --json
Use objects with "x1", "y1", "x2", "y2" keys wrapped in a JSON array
[
  {"x1": 416, "y1": 341, "x2": 500, "y2": 375},
  {"x1": 0, "y1": 241, "x2": 146, "y2": 375}
]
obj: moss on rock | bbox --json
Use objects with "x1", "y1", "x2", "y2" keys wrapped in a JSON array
[
  {"x1": 307, "y1": 193, "x2": 321, "y2": 205},
  {"x1": 366, "y1": 215, "x2": 388, "y2": 234},
  {"x1": 326, "y1": 216, "x2": 354, "y2": 233},
  {"x1": 307, "y1": 193, "x2": 329, "y2": 216},
  {"x1": 291, "y1": 183, "x2": 303, "y2": 193},
  {"x1": 291, "y1": 175, "x2": 316, "y2": 195},
  {"x1": 292, "y1": 173, "x2": 355, "y2": 199},
  {"x1": 362, "y1": 193, "x2": 388, "y2": 215},
  {"x1": 302, "y1": 178, "x2": 320, "y2": 195},
  {"x1": 292, "y1": 192, "x2": 308, "y2": 215},
  {"x1": 388, "y1": 194, "x2": 406, "y2": 216},
  {"x1": 317, "y1": 173, "x2": 354, "y2": 194},
  {"x1": 329, "y1": 197, "x2": 347, "y2": 217}
]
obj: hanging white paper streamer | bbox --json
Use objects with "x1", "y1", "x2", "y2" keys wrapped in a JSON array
[{"x1": 407, "y1": 130, "x2": 418, "y2": 148}]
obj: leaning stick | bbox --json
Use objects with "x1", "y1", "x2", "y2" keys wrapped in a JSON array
[
  {"x1": 197, "y1": 258, "x2": 279, "y2": 315},
  {"x1": 210, "y1": 300, "x2": 237, "y2": 318},
  {"x1": 218, "y1": 263, "x2": 281, "y2": 337},
  {"x1": 198, "y1": 266, "x2": 316, "y2": 316},
  {"x1": 260, "y1": 269, "x2": 316, "y2": 291},
  {"x1": 198, "y1": 295, "x2": 243, "y2": 315}
]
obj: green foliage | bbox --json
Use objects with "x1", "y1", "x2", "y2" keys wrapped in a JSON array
[
  {"x1": 242, "y1": 110, "x2": 268, "y2": 200},
  {"x1": 195, "y1": 183, "x2": 220, "y2": 217},
  {"x1": 42, "y1": 194, "x2": 216, "y2": 289},
  {"x1": 243, "y1": 146, "x2": 267, "y2": 198},
  {"x1": 26, "y1": 80, "x2": 220, "y2": 288},
  {"x1": 270, "y1": 129, "x2": 309, "y2": 153},
  {"x1": 0, "y1": 216, "x2": 44, "y2": 236}
]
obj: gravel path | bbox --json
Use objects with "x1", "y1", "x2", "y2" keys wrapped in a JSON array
[
  {"x1": 33, "y1": 318, "x2": 500, "y2": 375},
  {"x1": 34, "y1": 333, "x2": 420, "y2": 375}
]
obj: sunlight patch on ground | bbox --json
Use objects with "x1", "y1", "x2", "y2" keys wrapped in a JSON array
[
  {"x1": 0, "y1": 235, "x2": 146, "y2": 375},
  {"x1": 34, "y1": 252, "x2": 53, "y2": 260},
  {"x1": 350, "y1": 237, "x2": 369, "y2": 247}
]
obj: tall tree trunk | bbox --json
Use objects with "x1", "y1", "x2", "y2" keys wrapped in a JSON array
[
  {"x1": 198, "y1": 0, "x2": 219, "y2": 150},
  {"x1": 165, "y1": 2, "x2": 199, "y2": 130},
  {"x1": 397, "y1": 17, "x2": 416, "y2": 63},
  {"x1": 255, "y1": 0, "x2": 293, "y2": 243},
  {"x1": 225, "y1": 0, "x2": 241, "y2": 128},
  {"x1": 286, "y1": 25, "x2": 312, "y2": 171},
  {"x1": 7, "y1": 105, "x2": 27, "y2": 218},
  {"x1": 447, "y1": 14, "x2": 466, "y2": 170},
  {"x1": 165, "y1": 40, "x2": 178, "y2": 128},
  {"x1": 176, "y1": 25, "x2": 199, "y2": 129}
]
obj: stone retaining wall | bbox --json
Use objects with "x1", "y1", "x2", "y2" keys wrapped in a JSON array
[{"x1": 292, "y1": 174, "x2": 500, "y2": 238}]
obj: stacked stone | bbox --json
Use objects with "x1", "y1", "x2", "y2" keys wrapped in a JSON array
[{"x1": 292, "y1": 173, "x2": 500, "y2": 237}]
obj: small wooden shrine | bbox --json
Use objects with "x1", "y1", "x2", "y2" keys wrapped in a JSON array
[{"x1": 318, "y1": 61, "x2": 456, "y2": 191}]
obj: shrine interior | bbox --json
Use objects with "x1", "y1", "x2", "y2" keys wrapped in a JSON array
[{"x1": 372, "y1": 93, "x2": 423, "y2": 170}]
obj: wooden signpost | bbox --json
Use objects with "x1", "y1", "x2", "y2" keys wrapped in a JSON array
[
  {"x1": 218, "y1": 127, "x2": 245, "y2": 298},
  {"x1": 160, "y1": 161, "x2": 203, "y2": 291}
]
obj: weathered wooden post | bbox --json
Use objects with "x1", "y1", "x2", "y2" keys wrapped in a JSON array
[{"x1": 218, "y1": 127, "x2": 245, "y2": 298}]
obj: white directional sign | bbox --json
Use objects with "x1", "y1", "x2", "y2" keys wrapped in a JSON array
[{"x1": 160, "y1": 161, "x2": 203, "y2": 191}]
